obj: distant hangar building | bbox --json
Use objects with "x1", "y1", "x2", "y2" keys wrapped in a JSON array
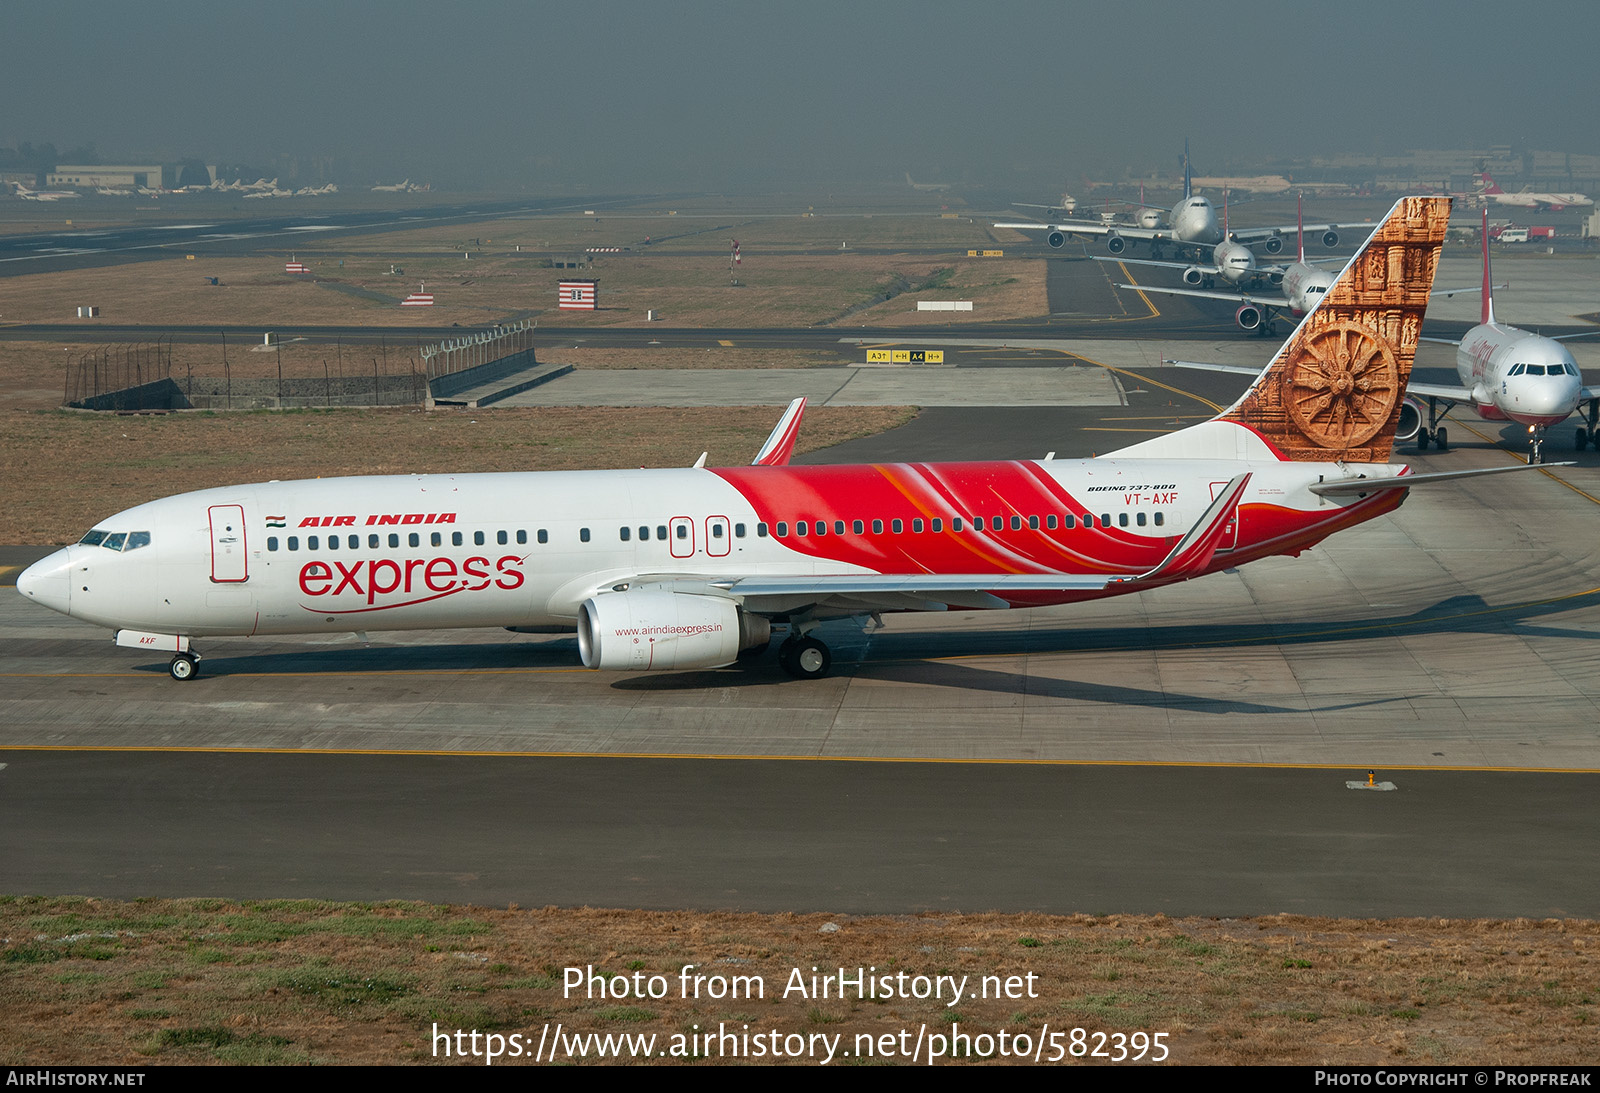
[{"x1": 47, "y1": 164, "x2": 168, "y2": 189}]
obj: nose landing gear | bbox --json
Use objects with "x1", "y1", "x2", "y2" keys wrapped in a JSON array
[{"x1": 168, "y1": 651, "x2": 201, "y2": 681}]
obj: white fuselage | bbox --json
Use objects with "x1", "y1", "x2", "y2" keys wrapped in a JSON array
[
  {"x1": 1169, "y1": 196, "x2": 1223, "y2": 248},
  {"x1": 18, "y1": 458, "x2": 1379, "y2": 647},
  {"x1": 1210, "y1": 240, "x2": 1261, "y2": 286},
  {"x1": 1456, "y1": 323, "x2": 1583, "y2": 426},
  {"x1": 1278, "y1": 262, "x2": 1335, "y2": 315}
]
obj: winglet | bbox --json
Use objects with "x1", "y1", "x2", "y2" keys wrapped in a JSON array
[
  {"x1": 751, "y1": 396, "x2": 807, "y2": 466},
  {"x1": 1123, "y1": 473, "x2": 1251, "y2": 584}
]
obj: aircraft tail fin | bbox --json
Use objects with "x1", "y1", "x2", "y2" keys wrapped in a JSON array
[
  {"x1": 1297, "y1": 192, "x2": 1305, "y2": 264},
  {"x1": 1108, "y1": 197, "x2": 1451, "y2": 465},
  {"x1": 1213, "y1": 196, "x2": 1450, "y2": 463},
  {"x1": 1481, "y1": 208, "x2": 1496, "y2": 326}
]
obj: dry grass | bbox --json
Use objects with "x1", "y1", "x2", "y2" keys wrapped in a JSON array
[
  {"x1": 2, "y1": 898, "x2": 1595, "y2": 1065},
  {"x1": 0, "y1": 405, "x2": 915, "y2": 544}
]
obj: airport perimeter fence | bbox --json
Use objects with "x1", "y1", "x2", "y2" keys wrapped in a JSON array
[
  {"x1": 421, "y1": 319, "x2": 536, "y2": 387},
  {"x1": 65, "y1": 333, "x2": 429, "y2": 411}
]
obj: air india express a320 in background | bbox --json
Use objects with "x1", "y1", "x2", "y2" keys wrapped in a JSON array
[{"x1": 17, "y1": 196, "x2": 1557, "y2": 682}]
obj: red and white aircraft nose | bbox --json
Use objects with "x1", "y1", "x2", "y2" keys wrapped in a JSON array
[{"x1": 17, "y1": 548, "x2": 72, "y2": 616}]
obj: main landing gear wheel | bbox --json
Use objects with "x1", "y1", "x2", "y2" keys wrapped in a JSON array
[
  {"x1": 1434, "y1": 427, "x2": 1448, "y2": 452},
  {"x1": 779, "y1": 636, "x2": 831, "y2": 679},
  {"x1": 1577, "y1": 428, "x2": 1588, "y2": 452},
  {"x1": 169, "y1": 653, "x2": 199, "y2": 681}
]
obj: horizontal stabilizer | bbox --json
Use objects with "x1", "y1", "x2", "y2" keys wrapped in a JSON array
[{"x1": 1309, "y1": 462, "x2": 1572, "y2": 496}]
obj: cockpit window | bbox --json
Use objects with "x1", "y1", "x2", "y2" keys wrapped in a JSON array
[
  {"x1": 1509, "y1": 364, "x2": 1526, "y2": 376},
  {"x1": 1526, "y1": 365, "x2": 1547, "y2": 376},
  {"x1": 79, "y1": 529, "x2": 108, "y2": 547},
  {"x1": 102, "y1": 532, "x2": 127, "y2": 551},
  {"x1": 1566, "y1": 363, "x2": 1581, "y2": 377},
  {"x1": 125, "y1": 531, "x2": 151, "y2": 551}
]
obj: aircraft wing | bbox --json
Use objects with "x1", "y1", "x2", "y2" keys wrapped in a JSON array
[
  {"x1": 1118, "y1": 283, "x2": 1286, "y2": 310},
  {"x1": 993, "y1": 219, "x2": 1169, "y2": 243},
  {"x1": 1165, "y1": 358, "x2": 1474, "y2": 402},
  {"x1": 613, "y1": 479, "x2": 1253, "y2": 616},
  {"x1": 1229, "y1": 222, "x2": 1378, "y2": 247},
  {"x1": 1099, "y1": 256, "x2": 1219, "y2": 275}
]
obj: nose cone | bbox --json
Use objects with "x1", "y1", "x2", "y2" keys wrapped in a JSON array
[{"x1": 17, "y1": 548, "x2": 72, "y2": 616}]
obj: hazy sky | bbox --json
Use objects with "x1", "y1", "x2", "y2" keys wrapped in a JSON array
[{"x1": 9, "y1": 0, "x2": 1600, "y2": 191}]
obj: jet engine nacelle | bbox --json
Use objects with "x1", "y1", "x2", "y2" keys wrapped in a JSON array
[
  {"x1": 1321, "y1": 229, "x2": 1339, "y2": 248},
  {"x1": 1394, "y1": 396, "x2": 1423, "y2": 442},
  {"x1": 1182, "y1": 266, "x2": 1205, "y2": 286},
  {"x1": 1263, "y1": 235, "x2": 1284, "y2": 254},
  {"x1": 1268, "y1": 270, "x2": 1285, "y2": 287},
  {"x1": 577, "y1": 588, "x2": 768, "y2": 671},
  {"x1": 1105, "y1": 233, "x2": 1126, "y2": 254},
  {"x1": 1234, "y1": 304, "x2": 1263, "y2": 332},
  {"x1": 1046, "y1": 231, "x2": 1066, "y2": 249}
]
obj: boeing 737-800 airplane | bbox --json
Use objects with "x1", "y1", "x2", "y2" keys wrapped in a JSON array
[{"x1": 17, "y1": 198, "x2": 1554, "y2": 682}]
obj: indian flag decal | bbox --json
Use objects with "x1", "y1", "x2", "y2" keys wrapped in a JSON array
[{"x1": 267, "y1": 516, "x2": 287, "y2": 528}]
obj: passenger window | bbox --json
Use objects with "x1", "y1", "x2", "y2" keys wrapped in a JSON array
[
  {"x1": 1154, "y1": 512, "x2": 1165, "y2": 527},
  {"x1": 1011, "y1": 516, "x2": 1022, "y2": 531},
  {"x1": 813, "y1": 521, "x2": 824, "y2": 536},
  {"x1": 517, "y1": 530, "x2": 527, "y2": 545},
  {"x1": 580, "y1": 528, "x2": 591, "y2": 543},
  {"x1": 432, "y1": 532, "x2": 442, "y2": 547},
  {"x1": 453, "y1": 532, "x2": 463, "y2": 547},
  {"x1": 1100, "y1": 514, "x2": 1110, "y2": 528},
  {"x1": 676, "y1": 524, "x2": 688, "y2": 539},
  {"x1": 713, "y1": 524, "x2": 724, "y2": 539},
  {"x1": 408, "y1": 533, "x2": 419, "y2": 548},
  {"x1": 474, "y1": 531, "x2": 485, "y2": 546},
  {"x1": 267, "y1": 536, "x2": 279, "y2": 552},
  {"x1": 1136, "y1": 512, "x2": 1147, "y2": 527},
  {"x1": 834, "y1": 521, "x2": 845, "y2": 535},
  {"x1": 1047, "y1": 515, "x2": 1058, "y2": 530},
  {"x1": 912, "y1": 519, "x2": 923, "y2": 533},
  {"x1": 656, "y1": 526, "x2": 668, "y2": 540},
  {"x1": 620, "y1": 527, "x2": 631, "y2": 542},
  {"x1": 796, "y1": 521, "x2": 807, "y2": 537},
  {"x1": 288, "y1": 536, "x2": 299, "y2": 551},
  {"x1": 1028, "y1": 516, "x2": 1039, "y2": 530},
  {"x1": 777, "y1": 522, "x2": 788, "y2": 536},
  {"x1": 892, "y1": 519, "x2": 903, "y2": 534},
  {"x1": 952, "y1": 517, "x2": 963, "y2": 532},
  {"x1": 308, "y1": 535, "x2": 319, "y2": 550},
  {"x1": 735, "y1": 523, "x2": 746, "y2": 538},
  {"x1": 872, "y1": 520, "x2": 883, "y2": 534},
  {"x1": 389, "y1": 534, "x2": 400, "y2": 548},
  {"x1": 931, "y1": 518, "x2": 943, "y2": 533},
  {"x1": 757, "y1": 523, "x2": 769, "y2": 537},
  {"x1": 497, "y1": 530, "x2": 508, "y2": 546},
  {"x1": 639, "y1": 526, "x2": 650, "y2": 541},
  {"x1": 1064, "y1": 514, "x2": 1076, "y2": 528},
  {"x1": 538, "y1": 529, "x2": 549, "y2": 544},
  {"x1": 328, "y1": 535, "x2": 338, "y2": 551}
]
